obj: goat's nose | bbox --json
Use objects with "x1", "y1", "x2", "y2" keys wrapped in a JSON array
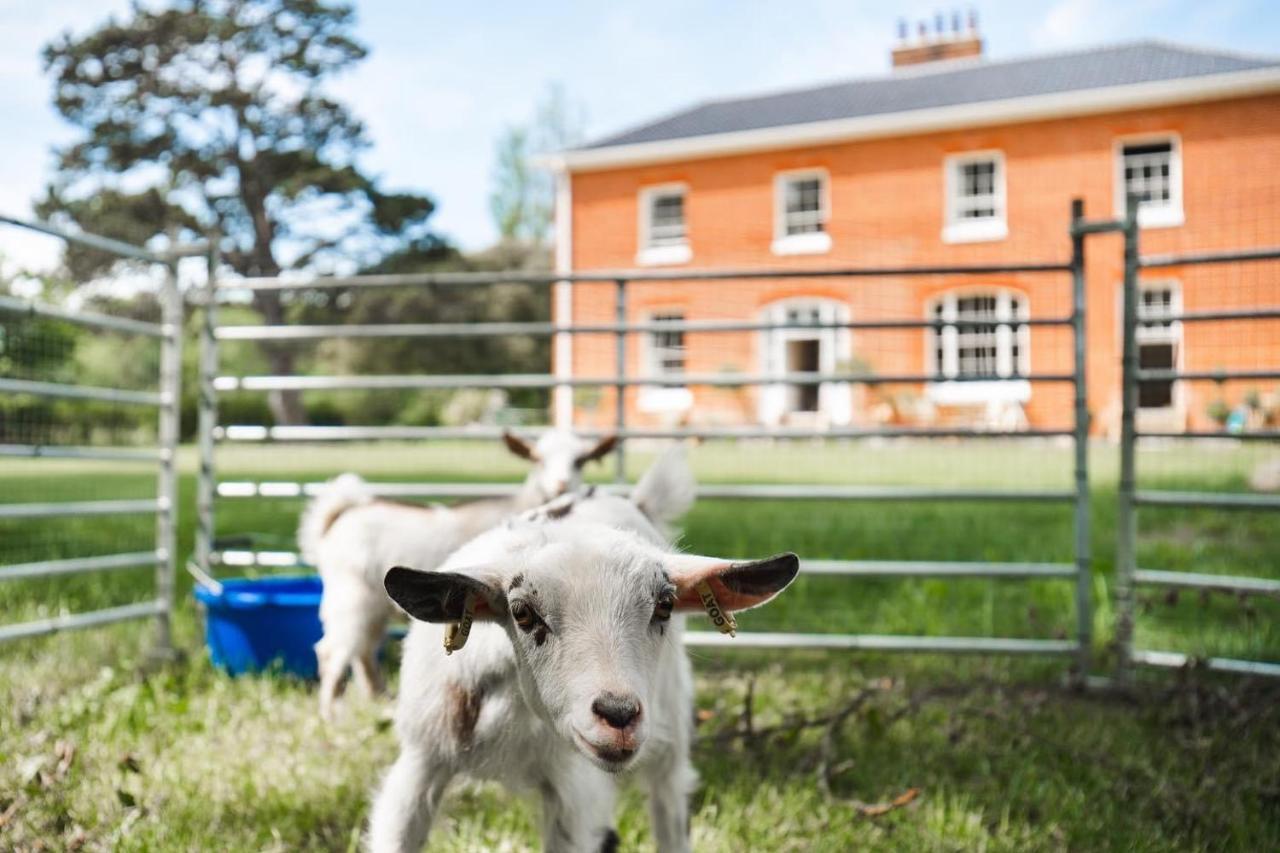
[{"x1": 591, "y1": 692, "x2": 642, "y2": 731}]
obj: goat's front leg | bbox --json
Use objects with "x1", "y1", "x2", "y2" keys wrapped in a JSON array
[
  {"x1": 367, "y1": 746, "x2": 454, "y2": 853},
  {"x1": 646, "y1": 750, "x2": 697, "y2": 853},
  {"x1": 538, "y1": 760, "x2": 618, "y2": 853}
]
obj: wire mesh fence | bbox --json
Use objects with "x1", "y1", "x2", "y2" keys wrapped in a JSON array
[
  {"x1": 0, "y1": 217, "x2": 185, "y2": 649},
  {"x1": 1117, "y1": 193, "x2": 1280, "y2": 678},
  {"x1": 197, "y1": 201, "x2": 1095, "y2": 673}
]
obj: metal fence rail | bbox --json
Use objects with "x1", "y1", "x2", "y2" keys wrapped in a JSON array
[
  {"x1": 215, "y1": 314, "x2": 1076, "y2": 340},
  {"x1": 212, "y1": 480, "x2": 1076, "y2": 503},
  {"x1": 0, "y1": 377, "x2": 165, "y2": 406},
  {"x1": 0, "y1": 443, "x2": 163, "y2": 461},
  {"x1": 212, "y1": 370, "x2": 1078, "y2": 392},
  {"x1": 213, "y1": 261, "x2": 1073, "y2": 291},
  {"x1": 0, "y1": 214, "x2": 189, "y2": 653},
  {"x1": 1116, "y1": 195, "x2": 1280, "y2": 680},
  {"x1": 197, "y1": 199, "x2": 1096, "y2": 671},
  {"x1": 208, "y1": 547, "x2": 1074, "y2": 582},
  {"x1": 214, "y1": 424, "x2": 1075, "y2": 442}
]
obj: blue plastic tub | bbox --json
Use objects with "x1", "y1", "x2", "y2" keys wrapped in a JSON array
[{"x1": 195, "y1": 575, "x2": 323, "y2": 678}]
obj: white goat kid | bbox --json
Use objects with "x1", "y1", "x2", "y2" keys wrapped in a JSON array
[
  {"x1": 298, "y1": 431, "x2": 617, "y2": 720},
  {"x1": 368, "y1": 453, "x2": 798, "y2": 852}
]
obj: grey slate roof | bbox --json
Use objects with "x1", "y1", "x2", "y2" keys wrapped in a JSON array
[{"x1": 582, "y1": 41, "x2": 1280, "y2": 150}]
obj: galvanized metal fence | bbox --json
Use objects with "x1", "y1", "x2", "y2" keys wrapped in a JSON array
[
  {"x1": 11, "y1": 198, "x2": 1278, "y2": 684},
  {"x1": 0, "y1": 215, "x2": 198, "y2": 651},
  {"x1": 196, "y1": 200, "x2": 1097, "y2": 673},
  {"x1": 1115, "y1": 195, "x2": 1280, "y2": 679}
]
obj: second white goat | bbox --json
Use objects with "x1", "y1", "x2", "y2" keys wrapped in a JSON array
[{"x1": 298, "y1": 431, "x2": 617, "y2": 719}]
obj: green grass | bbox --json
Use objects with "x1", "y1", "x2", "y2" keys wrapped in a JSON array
[{"x1": 2, "y1": 440, "x2": 1279, "y2": 850}]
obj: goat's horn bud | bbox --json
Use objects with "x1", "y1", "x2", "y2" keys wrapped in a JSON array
[
  {"x1": 443, "y1": 592, "x2": 478, "y2": 654},
  {"x1": 696, "y1": 581, "x2": 737, "y2": 637}
]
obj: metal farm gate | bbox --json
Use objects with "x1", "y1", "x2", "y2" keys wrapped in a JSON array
[
  {"x1": 0, "y1": 216, "x2": 196, "y2": 651},
  {"x1": 195, "y1": 200, "x2": 1099, "y2": 674},
  {"x1": 1114, "y1": 196, "x2": 1280, "y2": 679}
]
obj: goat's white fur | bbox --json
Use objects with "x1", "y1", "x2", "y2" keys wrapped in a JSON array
[
  {"x1": 368, "y1": 449, "x2": 796, "y2": 853},
  {"x1": 299, "y1": 431, "x2": 615, "y2": 720}
]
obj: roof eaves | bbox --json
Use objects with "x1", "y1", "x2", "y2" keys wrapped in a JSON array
[
  {"x1": 573, "y1": 40, "x2": 1280, "y2": 155},
  {"x1": 559, "y1": 64, "x2": 1280, "y2": 172}
]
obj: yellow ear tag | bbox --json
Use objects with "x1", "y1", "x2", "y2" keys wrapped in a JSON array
[
  {"x1": 696, "y1": 581, "x2": 737, "y2": 637},
  {"x1": 443, "y1": 592, "x2": 477, "y2": 655}
]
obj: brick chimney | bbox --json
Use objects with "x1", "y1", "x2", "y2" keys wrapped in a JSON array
[{"x1": 892, "y1": 9, "x2": 983, "y2": 68}]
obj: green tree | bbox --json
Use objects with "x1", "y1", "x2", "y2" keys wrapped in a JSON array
[
  {"x1": 38, "y1": 0, "x2": 448, "y2": 424},
  {"x1": 488, "y1": 84, "x2": 586, "y2": 246},
  {"x1": 296, "y1": 240, "x2": 553, "y2": 427},
  {"x1": 489, "y1": 126, "x2": 537, "y2": 243}
]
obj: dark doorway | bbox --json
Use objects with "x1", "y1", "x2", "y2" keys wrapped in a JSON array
[{"x1": 786, "y1": 338, "x2": 821, "y2": 412}]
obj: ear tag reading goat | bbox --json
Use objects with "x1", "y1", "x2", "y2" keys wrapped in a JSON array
[
  {"x1": 443, "y1": 592, "x2": 477, "y2": 655},
  {"x1": 696, "y1": 581, "x2": 737, "y2": 637}
]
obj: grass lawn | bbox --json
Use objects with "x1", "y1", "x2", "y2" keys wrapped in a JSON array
[{"x1": 2, "y1": 439, "x2": 1278, "y2": 850}]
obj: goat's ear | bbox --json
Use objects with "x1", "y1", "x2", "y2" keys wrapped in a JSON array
[
  {"x1": 576, "y1": 434, "x2": 618, "y2": 466},
  {"x1": 384, "y1": 567, "x2": 505, "y2": 623},
  {"x1": 503, "y1": 430, "x2": 538, "y2": 461},
  {"x1": 666, "y1": 552, "x2": 799, "y2": 613}
]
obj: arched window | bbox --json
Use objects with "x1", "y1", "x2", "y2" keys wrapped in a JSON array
[{"x1": 928, "y1": 290, "x2": 1030, "y2": 380}]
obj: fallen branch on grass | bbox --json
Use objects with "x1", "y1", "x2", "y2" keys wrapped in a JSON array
[
  {"x1": 706, "y1": 679, "x2": 894, "y2": 747},
  {"x1": 851, "y1": 787, "x2": 921, "y2": 817},
  {"x1": 815, "y1": 687, "x2": 877, "y2": 798}
]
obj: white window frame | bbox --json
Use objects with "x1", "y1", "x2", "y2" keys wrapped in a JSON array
[
  {"x1": 772, "y1": 169, "x2": 832, "y2": 256},
  {"x1": 644, "y1": 311, "x2": 687, "y2": 379},
  {"x1": 1133, "y1": 280, "x2": 1183, "y2": 413},
  {"x1": 1114, "y1": 133, "x2": 1184, "y2": 229},
  {"x1": 637, "y1": 310, "x2": 694, "y2": 414},
  {"x1": 925, "y1": 288, "x2": 1030, "y2": 404},
  {"x1": 942, "y1": 150, "x2": 1008, "y2": 244},
  {"x1": 637, "y1": 183, "x2": 691, "y2": 266}
]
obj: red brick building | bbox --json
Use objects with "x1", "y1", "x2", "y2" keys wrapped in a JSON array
[{"x1": 548, "y1": 32, "x2": 1280, "y2": 434}]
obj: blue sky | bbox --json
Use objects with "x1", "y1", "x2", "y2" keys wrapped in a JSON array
[{"x1": 1, "y1": 0, "x2": 1278, "y2": 272}]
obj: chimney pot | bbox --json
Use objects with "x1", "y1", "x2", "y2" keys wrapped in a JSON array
[{"x1": 892, "y1": 8, "x2": 984, "y2": 68}]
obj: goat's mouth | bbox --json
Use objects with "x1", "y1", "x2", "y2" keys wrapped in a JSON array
[{"x1": 572, "y1": 729, "x2": 638, "y2": 773}]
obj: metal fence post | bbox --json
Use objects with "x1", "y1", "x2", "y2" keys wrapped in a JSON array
[
  {"x1": 1115, "y1": 194, "x2": 1142, "y2": 682},
  {"x1": 153, "y1": 260, "x2": 183, "y2": 656},
  {"x1": 195, "y1": 239, "x2": 220, "y2": 579},
  {"x1": 614, "y1": 278, "x2": 628, "y2": 483},
  {"x1": 1069, "y1": 199, "x2": 1092, "y2": 678}
]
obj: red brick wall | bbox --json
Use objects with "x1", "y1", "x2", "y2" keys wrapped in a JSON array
[{"x1": 563, "y1": 94, "x2": 1280, "y2": 432}]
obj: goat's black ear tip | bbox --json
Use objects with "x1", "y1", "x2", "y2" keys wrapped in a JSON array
[
  {"x1": 384, "y1": 565, "x2": 416, "y2": 590},
  {"x1": 771, "y1": 552, "x2": 801, "y2": 580}
]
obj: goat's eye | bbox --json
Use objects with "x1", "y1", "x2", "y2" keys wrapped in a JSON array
[
  {"x1": 653, "y1": 591, "x2": 676, "y2": 623},
  {"x1": 510, "y1": 601, "x2": 540, "y2": 632}
]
